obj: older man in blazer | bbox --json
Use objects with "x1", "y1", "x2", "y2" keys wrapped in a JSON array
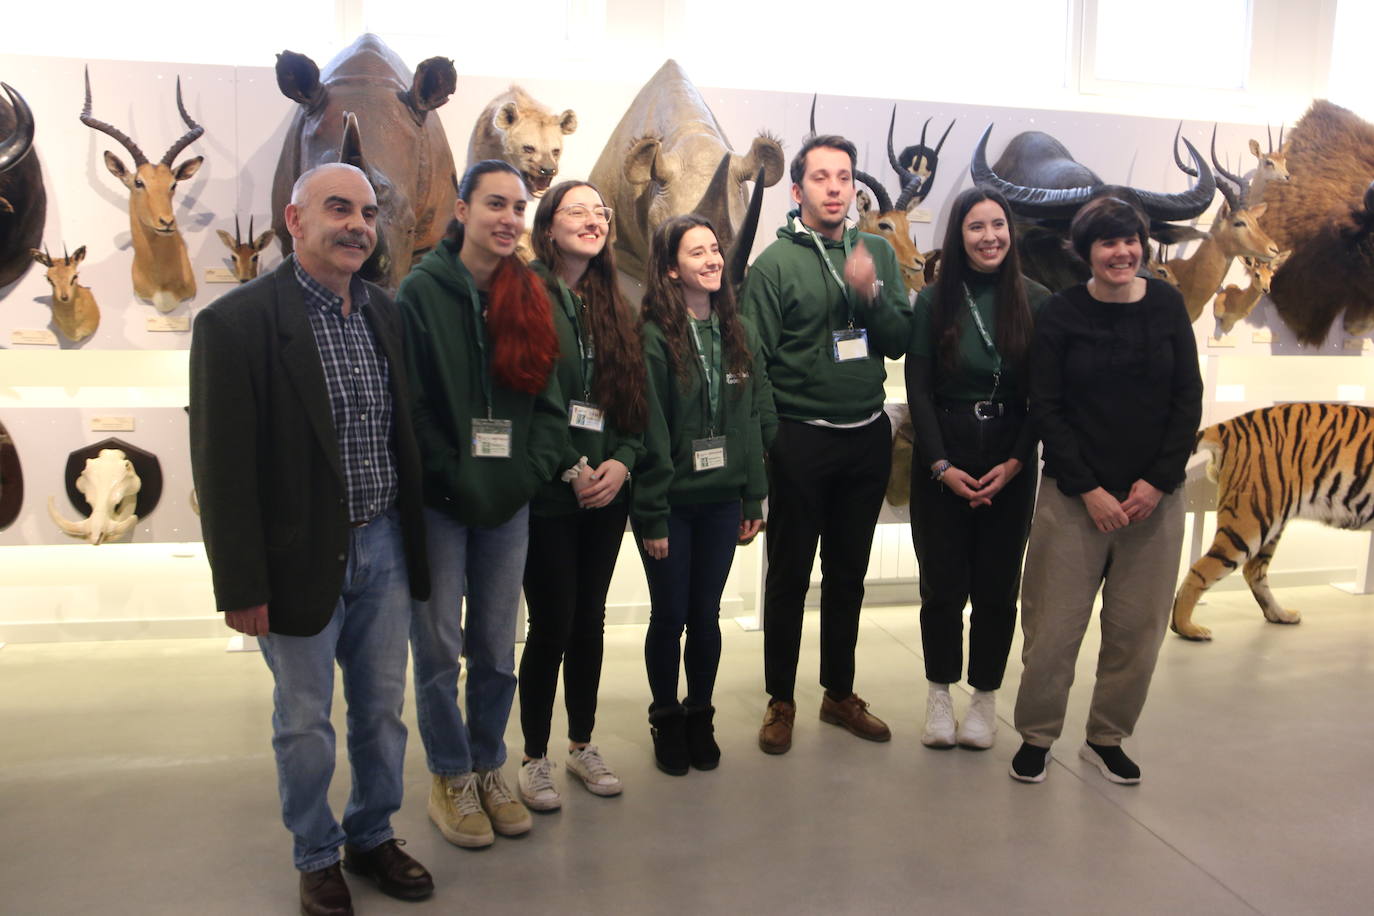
[{"x1": 190, "y1": 163, "x2": 431, "y2": 916}]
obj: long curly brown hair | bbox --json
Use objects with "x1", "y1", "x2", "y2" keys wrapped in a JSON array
[
  {"x1": 532, "y1": 181, "x2": 648, "y2": 433},
  {"x1": 642, "y1": 214, "x2": 751, "y2": 389}
]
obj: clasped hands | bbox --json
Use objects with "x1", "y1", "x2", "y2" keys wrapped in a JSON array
[
  {"x1": 939, "y1": 458, "x2": 1022, "y2": 508},
  {"x1": 1080, "y1": 480, "x2": 1162, "y2": 533}
]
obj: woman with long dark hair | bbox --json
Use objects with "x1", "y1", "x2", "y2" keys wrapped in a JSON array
[
  {"x1": 1010, "y1": 196, "x2": 1201, "y2": 785},
  {"x1": 516, "y1": 180, "x2": 655, "y2": 810},
  {"x1": 401, "y1": 159, "x2": 564, "y2": 848},
  {"x1": 635, "y1": 214, "x2": 772, "y2": 774},
  {"x1": 906, "y1": 187, "x2": 1049, "y2": 752}
]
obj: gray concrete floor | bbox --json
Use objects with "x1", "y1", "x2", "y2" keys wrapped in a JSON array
[{"x1": 3, "y1": 585, "x2": 1373, "y2": 915}]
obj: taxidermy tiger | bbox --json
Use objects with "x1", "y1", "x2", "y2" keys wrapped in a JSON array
[{"x1": 1172, "y1": 402, "x2": 1374, "y2": 641}]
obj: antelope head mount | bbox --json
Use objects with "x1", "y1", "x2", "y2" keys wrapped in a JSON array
[
  {"x1": 80, "y1": 67, "x2": 204, "y2": 312},
  {"x1": 30, "y1": 243, "x2": 99, "y2": 342},
  {"x1": 216, "y1": 215, "x2": 274, "y2": 282}
]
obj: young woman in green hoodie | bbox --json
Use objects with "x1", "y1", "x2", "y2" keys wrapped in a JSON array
[
  {"x1": 636, "y1": 214, "x2": 771, "y2": 775},
  {"x1": 516, "y1": 180, "x2": 653, "y2": 811},
  {"x1": 399, "y1": 159, "x2": 564, "y2": 849}
]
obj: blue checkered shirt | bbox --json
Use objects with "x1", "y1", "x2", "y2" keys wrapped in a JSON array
[{"x1": 293, "y1": 256, "x2": 399, "y2": 524}]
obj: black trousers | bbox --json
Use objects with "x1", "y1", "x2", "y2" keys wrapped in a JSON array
[
  {"x1": 908, "y1": 409, "x2": 1037, "y2": 691},
  {"x1": 763, "y1": 414, "x2": 892, "y2": 702},
  {"x1": 519, "y1": 502, "x2": 628, "y2": 759}
]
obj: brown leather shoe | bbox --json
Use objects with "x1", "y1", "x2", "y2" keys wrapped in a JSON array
[
  {"x1": 300, "y1": 862, "x2": 352, "y2": 916},
  {"x1": 342, "y1": 838, "x2": 434, "y2": 901},
  {"x1": 758, "y1": 699, "x2": 796, "y2": 754},
  {"x1": 820, "y1": 692, "x2": 892, "y2": 742}
]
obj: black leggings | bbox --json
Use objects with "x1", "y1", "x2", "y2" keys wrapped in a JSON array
[{"x1": 519, "y1": 502, "x2": 628, "y2": 759}]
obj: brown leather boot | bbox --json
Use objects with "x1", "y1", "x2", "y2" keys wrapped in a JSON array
[
  {"x1": 758, "y1": 699, "x2": 796, "y2": 754},
  {"x1": 820, "y1": 692, "x2": 891, "y2": 742},
  {"x1": 300, "y1": 862, "x2": 352, "y2": 916}
]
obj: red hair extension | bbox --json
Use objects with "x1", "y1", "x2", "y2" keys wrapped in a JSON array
[{"x1": 486, "y1": 256, "x2": 560, "y2": 395}]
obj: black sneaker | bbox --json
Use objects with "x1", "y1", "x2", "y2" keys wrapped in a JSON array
[
  {"x1": 1009, "y1": 741, "x2": 1050, "y2": 783},
  {"x1": 1080, "y1": 741, "x2": 1141, "y2": 784}
]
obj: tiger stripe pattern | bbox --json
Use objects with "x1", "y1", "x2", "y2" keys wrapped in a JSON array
[{"x1": 1172, "y1": 402, "x2": 1374, "y2": 640}]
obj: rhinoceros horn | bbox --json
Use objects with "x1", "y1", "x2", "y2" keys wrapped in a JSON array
[
  {"x1": 971, "y1": 124, "x2": 1216, "y2": 223},
  {"x1": 728, "y1": 166, "x2": 766, "y2": 289}
]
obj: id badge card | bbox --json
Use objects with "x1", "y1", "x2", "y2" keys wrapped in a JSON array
[
  {"x1": 568, "y1": 400, "x2": 605, "y2": 432},
  {"x1": 832, "y1": 328, "x2": 870, "y2": 362},
  {"x1": 692, "y1": 436, "x2": 727, "y2": 472},
  {"x1": 471, "y1": 418, "x2": 513, "y2": 458}
]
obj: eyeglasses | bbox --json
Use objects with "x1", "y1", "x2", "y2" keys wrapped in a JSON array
[{"x1": 555, "y1": 204, "x2": 614, "y2": 224}]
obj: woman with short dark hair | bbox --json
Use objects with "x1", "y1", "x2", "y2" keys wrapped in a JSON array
[{"x1": 1010, "y1": 196, "x2": 1203, "y2": 785}]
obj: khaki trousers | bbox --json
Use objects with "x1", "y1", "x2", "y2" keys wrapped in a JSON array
[{"x1": 1013, "y1": 483, "x2": 1184, "y2": 748}]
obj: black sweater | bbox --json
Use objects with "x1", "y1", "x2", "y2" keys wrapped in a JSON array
[{"x1": 1030, "y1": 279, "x2": 1203, "y2": 496}]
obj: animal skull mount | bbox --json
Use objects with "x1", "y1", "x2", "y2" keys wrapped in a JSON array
[{"x1": 49, "y1": 448, "x2": 141, "y2": 545}]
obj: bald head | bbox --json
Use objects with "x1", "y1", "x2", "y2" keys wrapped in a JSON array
[
  {"x1": 284, "y1": 163, "x2": 379, "y2": 291},
  {"x1": 290, "y1": 163, "x2": 372, "y2": 210}
]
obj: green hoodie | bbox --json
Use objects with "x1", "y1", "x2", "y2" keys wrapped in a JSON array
[
  {"x1": 633, "y1": 318, "x2": 773, "y2": 540},
  {"x1": 397, "y1": 240, "x2": 565, "y2": 527},
  {"x1": 740, "y1": 212, "x2": 912, "y2": 434},
  {"x1": 528, "y1": 261, "x2": 652, "y2": 517}
]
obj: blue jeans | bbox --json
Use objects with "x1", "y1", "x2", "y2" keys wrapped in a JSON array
[
  {"x1": 410, "y1": 504, "x2": 527, "y2": 775},
  {"x1": 257, "y1": 509, "x2": 411, "y2": 872},
  {"x1": 636, "y1": 500, "x2": 742, "y2": 708}
]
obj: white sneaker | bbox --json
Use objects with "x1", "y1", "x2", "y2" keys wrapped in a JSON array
[
  {"x1": 957, "y1": 689, "x2": 997, "y2": 749},
  {"x1": 518, "y1": 756, "x2": 562, "y2": 811},
  {"x1": 566, "y1": 745, "x2": 623, "y2": 797},
  {"x1": 921, "y1": 684, "x2": 957, "y2": 748}
]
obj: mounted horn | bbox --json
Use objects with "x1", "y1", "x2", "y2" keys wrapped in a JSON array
[
  {"x1": 1209, "y1": 124, "x2": 1246, "y2": 211},
  {"x1": 79, "y1": 66, "x2": 149, "y2": 167},
  {"x1": 886, "y1": 107, "x2": 903, "y2": 176},
  {"x1": 159, "y1": 77, "x2": 204, "y2": 167},
  {"x1": 727, "y1": 165, "x2": 766, "y2": 289},
  {"x1": 854, "y1": 169, "x2": 893, "y2": 214},
  {"x1": 971, "y1": 124, "x2": 1096, "y2": 218},
  {"x1": 0, "y1": 83, "x2": 35, "y2": 172}
]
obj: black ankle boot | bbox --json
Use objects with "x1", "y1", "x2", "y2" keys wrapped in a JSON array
[
  {"x1": 648, "y1": 703, "x2": 689, "y2": 776},
  {"x1": 684, "y1": 704, "x2": 720, "y2": 770}
]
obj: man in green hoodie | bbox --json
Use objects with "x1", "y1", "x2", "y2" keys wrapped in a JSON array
[{"x1": 741, "y1": 134, "x2": 912, "y2": 755}]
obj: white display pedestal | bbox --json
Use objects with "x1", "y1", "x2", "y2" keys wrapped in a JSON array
[
  {"x1": 1331, "y1": 531, "x2": 1374, "y2": 595},
  {"x1": 226, "y1": 635, "x2": 260, "y2": 653}
]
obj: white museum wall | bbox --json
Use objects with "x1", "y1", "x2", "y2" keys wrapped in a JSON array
[{"x1": 3, "y1": 12, "x2": 1372, "y2": 640}]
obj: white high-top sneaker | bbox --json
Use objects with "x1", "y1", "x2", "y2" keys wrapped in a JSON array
[
  {"x1": 957, "y1": 689, "x2": 997, "y2": 750},
  {"x1": 921, "y1": 683, "x2": 957, "y2": 748}
]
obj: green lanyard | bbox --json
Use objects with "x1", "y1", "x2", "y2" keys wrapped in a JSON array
[
  {"x1": 556, "y1": 280, "x2": 594, "y2": 401},
  {"x1": 805, "y1": 227, "x2": 855, "y2": 329},
  {"x1": 460, "y1": 270, "x2": 496, "y2": 419},
  {"x1": 690, "y1": 314, "x2": 720, "y2": 435},
  {"x1": 962, "y1": 283, "x2": 1001, "y2": 401}
]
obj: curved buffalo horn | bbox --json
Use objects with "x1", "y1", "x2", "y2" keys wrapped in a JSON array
[
  {"x1": 159, "y1": 77, "x2": 204, "y2": 166},
  {"x1": 974, "y1": 123, "x2": 1215, "y2": 223},
  {"x1": 1173, "y1": 122, "x2": 1196, "y2": 178},
  {"x1": 1209, "y1": 124, "x2": 1245, "y2": 211},
  {"x1": 886, "y1": 108, "x2": 904, "y2": 176},
  {"x1": 80, "y1": 67, "x2": 149, "y2": 167},
  {"x1": 727, "y1": 166, "x2": 766, "y2": 289},
  {"x1": 0, "y1": 83, "x2": 35, "y2": 173},
  {"x1": 855, "y1": 169, "x2": 893, "y2": 213}
]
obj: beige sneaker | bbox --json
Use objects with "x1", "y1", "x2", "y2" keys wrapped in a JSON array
[
  {"x1": 476, "y1": 768, "x2": 533, "y2": 836},
  {"x1": 427, "y1": 773, "x2": 494, "y2": 848}
]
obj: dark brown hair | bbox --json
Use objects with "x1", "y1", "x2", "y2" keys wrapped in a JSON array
[
  {"x1": 790, "y1": 134, "x2": 858, "y2": 185},
  {"x1": 458, "y1": 160, "x2": 558, "y2": 395},
  {"x1": 930, "y1": 187, "x2": 1034, "y2": 377},
  {"x1": 1069, "y1": 195, "x2": 1150, "y2": 263},
  {"x1": 531, "y1": 180, "x2": 648, "y2": 433},
  {"x1": 643, "y1": 214, "x2": 751, "y2": 389}
]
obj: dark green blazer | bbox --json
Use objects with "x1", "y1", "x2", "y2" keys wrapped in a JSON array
[{"x1": 189, "y1": 260, "x2": 430, "y2": 637}]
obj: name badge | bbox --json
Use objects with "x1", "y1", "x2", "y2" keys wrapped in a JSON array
[
  {"x1": 569, "y1": 400, "x2": 605, "y2": 432},
  {"x1": 832, "y1": 328, "x2": 870, "y2": 362},
  {"x1": 471, "y1": 418, "x2": 513, "y2": 458},
  {"x1": 692, "y1": 436, "x2": 727, "y2": 472}
]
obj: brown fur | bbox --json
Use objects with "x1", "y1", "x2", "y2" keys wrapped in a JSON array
[
  {"x1": 1172, "y1": 403, "x2": 1374, "y2": 640},
  {"x1": 1261, "y1": 101, "x2": 1374, "y2": 344}
]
